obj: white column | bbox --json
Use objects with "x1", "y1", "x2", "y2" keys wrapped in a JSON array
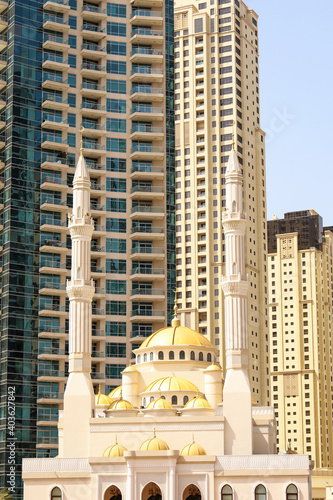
[{"x1": 169, "y1": 465, "x2": 176, "y2": 500}]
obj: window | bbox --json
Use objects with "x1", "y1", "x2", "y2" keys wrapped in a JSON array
[
  {"x1": 207, "y1": 353, "x2": 212, "y2": 363},
  {"x1": 106, "y1": 238, "x2": 126, "y2": 253},
  {"x1": 106, "y1": 280, "x2": 126, "y2": 294},
  {"x1": 107, "y1": 79, "x2": 126, "y2": 94},
  {"x1": 171, "y1": 395, "x2": 177, "y2": 405},
  {"x1": 221, "y1": 484, "x2": 233, "y2": 500},
  {"x1": 68, "y1": 34, "x2": 76, "y2": 48},
  {"x1": 169, "y1": 351, "x2": 174, "y2": 360},
  {"x1": 106, "y1": 259, "x2": 126, "y2": 274},
  {"x1": 105, "y1": 342, "x2": 126, "y2": 357},
  {"x1": 190, "y1": 351, "x2": 195, "y2": 360},
  {"x1": 180, "y1": 350, "x2": 185, "y2": 360},
  {"x1": 107, "y1": 138, "x2": 126, "y2": 152},
  {"x1": 199, "y1": 352, "x2": 203, "y2": 361},
  {"x1": 105, "y1": 321, "x2": 126, "y2": 336},
  {"x1": 255, "y1": 485, "x2": 266, "y2": 500},
  {"x1": 106, "y1": 301, "x2": 126, "y2": 315},
  {"x1": 106, "y1": 198, "x2": 126, "y2": 213},
  {"x1": 107, "y1": 98, "x2": 126, "y2": 113},
  {"x1": 158, "y1": 351, "x2": 164, "y2": 360},
  {"x1": 51, "y1": 487, "x2": 62, "y2": 500},
  {"x1": 105, "y1": 364, "x2": 126, "y2": 379},
  {"x1": 106, "y1": 218, "x2": 126, "y2": 232},
  {"x1": 183, "y1": 395, "x2": 188, "y2": 405},
  {"x1": 107, "y1": 21, "x2": 126, "y2": 36},
  {"x1": 106, "y1": 177, "x2": 126, "y2": 192},
  {"x1": 107, "y1": 60, "x2": 126, "y2": 75},
  {"x1": 107, "y1": 41, "x2": 126, "y2": 55},
  {"x1": 107, "y1": 3, "x2": 126, "y2": 17},
  {"x1": 286, "y1": 484, "x2": 298, "y2": 500}
]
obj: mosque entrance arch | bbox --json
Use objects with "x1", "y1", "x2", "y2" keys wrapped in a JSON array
[
  {"x1": 104, "y1": 485, "x2": 122, "y2": 500},
  {"x1": 141, "y1": 482, "x2": 162, "y2": 500},
  {"x1": 183, "y1": 484, "x2": 202, "y2": 499}
]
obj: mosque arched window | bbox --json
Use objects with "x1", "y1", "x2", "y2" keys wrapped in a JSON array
[
  {"x1": 104, "y1": 485, "x2": 122, "y2": 500},
  {"x1": 183, "y1": 484, "x2": 202, "y2": 499},
  {"x1": 180, "y1": 350, "x2": 185, "y2": 360},
  {"x1": 137, "y1": 355, "x2": 141, "y2": 363},
  {"x1": 207, "y1": 353, "x2": 212, "y2": 363},
  {"x1": 171, "y1": 395, "x2": 177, "y2": 405},
  {"x1": 142, "y1": 398, "x2": 146, "y2": 406},
  {"x1": 255, "y1": 484, "x2": 267, "y2": 500},
  {"x1": 51, "y1": 487, "x2": 62, "y2": 500},
  {"x1": 190, "y1": 351, "x2": 195, "y2": 360},
  {"x1": 221, "y1": 484, "x2": 233, "y2": 500},
  {"x1": 144, "y1": 353, "x2": 147, "y2": 362},
  {"x1": 150, "y1": 352, "x2": 154, "y2": 361},
  {"x1": 150, "y1": 396, "x2": 154, "y2": 402},
  {"x1": 169, "y1": 351, "x2": 174, "y2": 360},
  {"x1": 286, "y1": 484, "x2": 298, "y2": 500},
  {"x1": 158, "y1": 351, "x2": 164, "y2": 360},
  {"x1": 199, "y1": 352, "x2": 203, "y2": 361},
  {"x1": 232, "y1": 200, "x2": 237, "y2": 213},
  {"x1": 142, "y1": 482, "x2": 162, "y2": 500},
  {"x1": 183, "y1": 395, "x2": 189, "y2": 405}
]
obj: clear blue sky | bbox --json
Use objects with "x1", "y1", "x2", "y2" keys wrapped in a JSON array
[{"x1": 250, "y1": 0, "x2": 333, "y2": 225}]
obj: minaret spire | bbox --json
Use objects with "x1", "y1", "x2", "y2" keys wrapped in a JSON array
[
  {"x1": 221, "y1": 149, "x2": 252, "y2": 455},
  {"x1": 59, "y1": 151, "x2": 95, "y2": 458}
]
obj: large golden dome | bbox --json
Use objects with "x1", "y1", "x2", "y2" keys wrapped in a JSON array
[
  {"x1": 139, "y1": 324, "x2": 214, "y2": 349},
  {"x1": 108, "y1": 386, "x2": 122, "y2": 399},
  {"x1": 145, "y1": 376, "x2": 199, "y2": 393}
]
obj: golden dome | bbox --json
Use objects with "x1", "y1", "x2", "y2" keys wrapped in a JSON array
[
  {"x1": 184, "y1": 395, "x2": 211, "y2": 409},
  {"x1": 95, "y1": 385, "x2": 113, "y2": 405},
  {"x1": 140, "y1": 431, "x2": 169, "y2": 451},
  {"x1": 145, "y1": 376, "x2": 198, "y2": 393},
  {"x1": 103, "y1": 439, "x2": 127, "y2": 457},
  {"x1": 205, "y1": 363, "x2": 221, "y2": 371},
  {"x1": 139, "y1": 325, "x2": 214, "y2": 349},
  {"x1": 122, "y1": 365, "x2": 137, "y2": 372},
  {"x1": 180, "y1": 442, "x2": 206, "y2": 456},
  {"x1": 146, "y1": 397, "x2": 173, "y2": 409},
  {"x1": 109, "y1": 398, "x2": 134, "y2": 410},
  {"x1": 108, "y1": 386, "x2": 122, "y2": 399}
]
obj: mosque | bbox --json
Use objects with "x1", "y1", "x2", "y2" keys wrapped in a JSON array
[{"x1": 22, "y1": 147, "x2": 312, "y2": 499}]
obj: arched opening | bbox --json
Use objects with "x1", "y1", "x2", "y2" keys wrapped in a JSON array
[
  {"x1": 171, "y1": 395, "x2": 178, "y2": 405},
  {"x1": 180, "y1": 350, "x2": 185, "y2": 360},
  {"x1": 142, "y1": 482, "x2": 162, "y2": 500},
  {"x1": 255, "y1": 484, "x2": 266, "y2": 500},
  {"x1": 104, "y1": 485, "x2": 122, "y2": 500},
  {"x1": 183, "y1": 484, "x2": 202, "y2": 499},
  {"x1": 169, "y1": 351, "x2": 174, "y2": 360},
  {"x1": 142, "y1": 397, "x2": 146, "y2": 406},
  {"x1": 150, "y1": 396, "x2": 154, "y2": 402},
  {"x1": 183, "y1": 395, "x2": 189, "y2": 405},
  {"x1": 137, "y1": 355, "x2": 141, "y2": 363},
  {"x1": 232, "y1": 262, "x2": 237, "y2": 274},
  {"x1": 150, "y1": 352, "x2": 154, "y2": 361},
  {"x1": 144, "y1": 353, "x2": 147, "y2": 362},
  {"x1": 158, "y1": 351, "x2": 164, "y2": 360},
  {"x1": 190, "y1": 351, "x2": 195, "y2": 361},
  {"x1": 207, "y1": 353, "x2": 212, "y2": 363},
  {"x1": 286, "y1": 484, "x2": 298, "y2": 500},
  {"x1": 199, "y1": 352, "x2": 203, "y2": 361},
  {"x1": 221, "y1": 484, "x2": 233, "y2": 500},
  {"x1": 51, "y1": 487, "x2": 62, "y2": 500},
  {"x1": 232, "y1": 200, "x2": 237, "y2": 213}
]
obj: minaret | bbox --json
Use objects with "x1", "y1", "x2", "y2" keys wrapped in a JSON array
[
  {"x1": 221, "y1": 142, "x2": 253, "y2": 455},
  {"x1": 59, "y1": 142, "x2": 95, "y2": 457}
]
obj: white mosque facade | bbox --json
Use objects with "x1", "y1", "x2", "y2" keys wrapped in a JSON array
[{"x1": 22, "y1": 150, "x2": 312, "y2": 500}]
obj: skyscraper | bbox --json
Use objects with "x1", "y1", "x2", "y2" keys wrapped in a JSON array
[
  {"x1": 268, "y1": 209, "x2": 333, "y2": 468},
  {"x1": 173, "y1": 0, "x2": 268, "y2": 403},
  {"x1": 0, "y1": 0, "x2": 174, "y2": 494}
]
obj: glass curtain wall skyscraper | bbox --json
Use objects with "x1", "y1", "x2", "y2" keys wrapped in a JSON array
[{"x1": 0, "y1": 0, "x2": 174, "y2": 496}]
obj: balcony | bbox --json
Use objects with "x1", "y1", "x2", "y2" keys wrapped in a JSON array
[
  {"x1": 130, "y1": 144, "x2": 164, "y2": 161},
  {"x1": 41, "y1": 155, "x2": 69, "y2": 172},
  {"x1": 38, "y1": 368, "x2": 66, "y2": 379},
  {"x1": 42, "y1": 117, "x2": 69, "y2": 131},
  {"x1": 130, "y1": 9, "x2": 163, "y2": 26},
  {"x1": 38, "y1": 304, "x2": 67, "y2": 317},
  {"x1": 43, "y1": 53, "x2": 69, "y2": 72},
  {"x1": 0, "y1": 1, "x2": 7, "y2": 14},
  {"x1": 40, "y1": 217, "x2": 67, "y2": 232},
  {"x1": 82, "y1": 4, "x2": 107, "y2": 21},
  {"x1": 0, "y1": 15, "x2": 7, "y2": 34},
  {"x1": 82, "y1": 140, "x2": 106, "y2": 157},
  {"x1": 42, "y1": 74, "x2": 69, "y2": 91},
  {"x1": 91, "y1": 329, "x2": 105, "y2": 338},
  {"x1": 130, "y1": 164, "x2": 164, "y2": 180},
  {"x1": 131, "y1": 287, "x2": 165, "y2": 299},
  {"x1": 91, "y1": 372, "x2": 105, "y2": 381},
  {"x1": 130, "y1": 67, "x2": 163, "y2": 83},
  {"x1": 130, "y1": 47, "x2": 163, "y2": 64},
  {"x1": 86, "y1": 160, "x2": 106, "y2": 172},
  {"x1": 81, "y1": 42, "x2": 106, "y2": 61},
  {"x1": 130, "y1": 85, "x2": 163, "y2": 102},
  {"x1": 131, "y1": 246, "x2": 164, "y2": 259},
  {"x1": 40, "y1": 239, "x2": 67, "y2": 254},
  {"x1": 90, "y1": 203, "x2": 106, "y2": 215},
  {"x1": 0, "y1": 53, "x2": 6, "y2": 71},
  {"x1": 43, "y1": 13, "x2": 70, "y2": 32},
  {"x1": 130, "y1": 125, "x2": 163, "y2": 141},
  {"x1": 38, "y1": 346, "x2": 66, "y2": 358},
  {"x1": 92, "y1": 307, "x2": 105, "y2": 317},
  {"x1": 38, "y1": 326, "x2": 67, "y2": 337},
  {"x1": 81, "y1": 82, "x2": 106, "y2": 98},
  {"x1": 42, "y1": 95, "x2": 69, "y2": 111},
  {"x1": 39, "y1": 260, "x2": 67, "y2": 274},
  {"x1": 0, "y1": 74, "x2": 5, "y2": 91},
  {"x1": 40, "y1": 198, "x2": 68, "y2": 212},
  {"x1": 81, "y1": 101, "x2": 106, "y2": 118},
  {"x1": 43, "y1": 33, "x2": 69, "y2": 51},
  {"x1": 130, "y1": 105, "x2": 163, "y2": 121},
  {"x1": 81, "y1": 24, "x2": 106, "y2": 41},
  {"x1": 130, "y1": 28, "x2": 163, "y2": 45},
  {"x1": 81, "y1": 122, "x2": 106, "y2": 138},
  {"x1": 131, "y1": 0, "x2": 163, "y2": 8},
  {"x1": 91, "y1": 244, "x2": 106, "y2": 256},
  {"x1": 0, "y1": 134, "x2": 5, "y2": 149},
  {"x1": 91, "y1": 265, "x2": 106, "y2": 277},
  {"x1": 37, "y1": 391, "x2": 64, "y2": 404},
  {"x1": 92, "y1": 224, "x2": 106, "y2": 235},
  {"x1": 130, "y1": 184, "x2": 164, "y2": 200},
  {"x1": 130, "y1": 308, "x2": 165, "y2": 321},
  {"x1": 41, "y1": 134, "x2": 68, "y2": 151},
  {"x1": 43, "y1": 0, "x2": 70, "y2": 13},
  {"x1": 0, "y1": 34, "x2": 7, "y2": 52},
  {"x1": 130, "y1": 225, "x2": 164, "y2": 240}
]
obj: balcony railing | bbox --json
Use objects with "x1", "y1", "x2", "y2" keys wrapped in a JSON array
[
  {"x1": 131, "y1": 225, "x2": 163, "y2": 234},
  {"x1": 37, "y1": 391, "x2": 64, "y2": 400},
  {"x1": 131, "y1": 86, "x2": 163, "y2": 95},
  {"x1": 41, "y1": 175, "x2": 67, "y2": 185},
  {"x1": 131, "y1": 47, "x2": 163, "y2": 56},
  {"x1": 42, "y1": 154, "x2": 69, "y2": 165},
  {"x1": 132, "y1": 145, "x2": 163, "y2": 154},
  {"x1": 82, "y1": 24, "x2": 106, "y2": 34},
  {"x1": 131, "y1": 106, "x2": 163, "y2": 114},
  {"x1": 82, "y1": 141, "x2": 105, "y2": 151},
  {"x1": 131, "y1": 246, "x2": 164, "y2": 254},
  {"x1": 131, "y1": 185, "x2": 163, "y2": 194},
  {"x1": 92, "y1": 308, "x2": 105, "y2": 315},
  {"x1": 39, "y1": 304, "x2": 67, "y2": 312},
  {"x1": 131, "y1": 67, "x2": 163, "y2": 76},
  {"x1": 91, "y1": 265, "x2": 105, "y2": 273},
  {"x1": 131, "y1": 308, "x2": 164, "y2": 316},
  {"x1": 131, "y1": 287, "x2": 164, "y2": 295},
  {"x1": 81, "y1": 62, "x2": 106, "y2": 72},
  {"x1": 131, "y1": 28, "x2": 163, "y2": 37},
  {"x1": 38, "y1": 326, "x2": 66, "y2": 333},
  {"x1": 44, "y1": 0, "x2": 69, "y2": 5},
  {"x1": 43, "y1": 74, "x2": 68, "y2": 85},
  {"x1": 82, "y1": 42, "x2": 106, "y2": 52},
  {"x1": 43, "y1": 93, "x2": 68, "y2": 105},
  {"x1": 38, "y1": 369, "x2": 65, "y2": 377},
  {"x1": 86, "y1": 160, "x2": 105, "y2": 170},
  {"x1": 82, "y1": 122, "x2": 106, "y2": 131},
  {"x1": 39, "y1": 347, "x2": 66, "y2": 355},
  {"x1": 131, "y1": 125, "x2": 163, "y2": 134},
  {"x1": 44, "y1": 14, "x2": 68, "y2": 25},
  {"x1": 81, "y1": 101, "x2": 106, "y2": 111},
  {"x1": 37, "y1": 413, "x2": 59, "y2": 422},
  {"x1": 91, "y1": 203, "x2": 105, "y2": 211},
  {"x1": 81, "y1": 82, "x2": 105, "y2": 92},
  {"x1": 40, "y1": 218, "x2": 67, "y2": 227},
  {"x1": 91, "y1": 372, "x2": 105, "y2": 379},
  {"x1": 131, "y1": 267, "x2": 164, "y2": 275},
  {"x1": 44, "y1": 34, "x2": 68, "y2": 44},
  {"x1": 82, "y1": 4, "x2": 106, "y2": 14},
  {"x1": 92, "y1": 329, "x2": 105, "y2": 336},
  {"x1": 42, "y1": 132, "x2": 63, "y2": 144},
  {"x1": 131, "y1": 165, "x2": 163, "y2": 174},
  {"x1": 131, "y1": 9, "x2": 162, "y2": 17},
  {"x1": 40, "y1": 282, "x2": 66, "y2": 290},
  {"x1": 131, "y1": 205, "x2": 163, "y2": 214}
]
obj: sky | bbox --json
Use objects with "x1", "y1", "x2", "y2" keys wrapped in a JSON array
[{"x1": 249, "y1": 0, "x2": 333, "y2": 224}]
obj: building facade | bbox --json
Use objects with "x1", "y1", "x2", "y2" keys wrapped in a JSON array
[
  {"x1": 0, "y1": 0, "x2": 175, "y2": 494},
  {"x1": 268, "y1": 210, "x2": 333, "y2": 472},
  {"x1": 22, "y1": 132, "x2": 312, "y2": 500},
  {"x1": 172, "y1": 0, "x2": 269, "y2": 405}
]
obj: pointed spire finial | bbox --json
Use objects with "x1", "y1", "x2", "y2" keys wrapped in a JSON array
[
  {"x1": 79, "y1": 126, "x2": 84, "y2": 156},
  {"x1": 98, "y1": 384, "x2": 101, "y2": 395},
  {"x1": 153, "y1": 427, "x2": 156, "y2": 438},
  {"x1": 192, "y1": 433, "x2": 195, "y2": 444},
  {"x1": 230, "y1": 120, "x2": 235, "y2": 151},
  {"x1": 171, "y1": 288, "x2": 180, "y2": 327},
  {"x1": 115, "y1": 435, "x2": 118, "y2": 445}
]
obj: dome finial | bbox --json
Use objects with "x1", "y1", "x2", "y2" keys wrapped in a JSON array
[
  {"x1": 153, "y1": 427, "x2": 156, "y2": 438},
  {"x1": 230, "y1": 120, "x2": 235, "y2": 151},
  {"x1": 79, "y1": 126, "x2": 84, "y2": 157},
  {"x1": 115, "y1": 435, "x2": 118, "y2": 445},
  {"x1": 98, "y1": 384, "x2": 101, "y2": 395},
  {"x1": 172, "y1": 288, "x2": 180, "y2": 327},
  {"x1": 192, "y1": 433, "x2": 195, "y2": 444}
]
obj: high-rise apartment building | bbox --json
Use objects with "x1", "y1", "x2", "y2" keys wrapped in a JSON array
[
  {"x1": 173, "y1": 0, "x2": 268, "y2": 403},
  {"x1": 0, "y1": 0, "x2": 174, "y2": 495},
  {"x1": 268, "y1": 209, "x2": 333, "y2": 468}
]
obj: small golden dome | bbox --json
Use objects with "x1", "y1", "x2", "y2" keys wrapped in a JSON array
[
  {"x1": 140, "y1": 431, "x2": 169, "y2": 451},
  {"x1": 103, "y1": 438, "x2": 127, "y2": 457},
  {"x1": 95, "y1": 385, "x2": 113, "y2": 405},
  {"x1": 205, "y1": 363, "x2": 221, "y2": 371},
  {"x1": 109, "y1": 398, "x2": 134, "y2": 410},
  {"x1": 145, "y1": 376, "x2": 198, "y2": 393},
  {"x1": 122, "y1": 365, "x2": 137, "y2": 372},
  {"x1": 180, "y1": 442, "x2": 206, "y2": 456},
  {"x1": 139, "y1": 325, "x2": 214, "y2": 349},
  {"x1": 184, "y1": 395, "x2": 211, "y2": 409},
  {"x1": 146, "y1": 397, "x2": 173, "y2": 409},
  {"x1": 108, "y1": 385, "x2": 122, "y2": 399}
]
